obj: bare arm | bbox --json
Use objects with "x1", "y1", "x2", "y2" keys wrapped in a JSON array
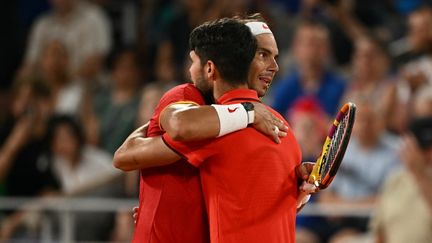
[
  {"x1": 113, "y1": 123, "x2": 180, "y2": 171},
  {"x1": 160, "y1": 102, "x2": 288, "y2": 142},
  {"x1": 114, "y1": 101, "x2": 289, "y2": 171},
  {"x1": 160, "y1": 104, "x2": 220, "y2": 141}
]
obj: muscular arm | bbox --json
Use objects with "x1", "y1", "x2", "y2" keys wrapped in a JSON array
[
  {"x1": 160, "y1": 104, "x2": 220, "y2": 141},
  {"x1": 160, "y1": 102, "x2": 288, "y2": 142},
  {"x1": 114, "y1": 102, "x2": 289, "y2": 171},
  {"x1": 113, "y1": 124, "x2": 180, "y2": 171}
]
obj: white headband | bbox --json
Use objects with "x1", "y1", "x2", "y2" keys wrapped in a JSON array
[{"x1": 245, "y1": 21, "x2": 273, "y2": 36}]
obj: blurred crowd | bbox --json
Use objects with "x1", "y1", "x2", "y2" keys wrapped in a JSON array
[{"x1": 0, "y1": 0, "x2": 432, "y2": 242}]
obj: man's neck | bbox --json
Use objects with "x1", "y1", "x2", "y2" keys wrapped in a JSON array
[{"x1": 213, "y1": 81, "x2": 248, "y2": 100}]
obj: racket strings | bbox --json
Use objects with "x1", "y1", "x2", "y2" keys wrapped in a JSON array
[{"x1": 321, "y1": 112, "x2": 349, "y2": 178}]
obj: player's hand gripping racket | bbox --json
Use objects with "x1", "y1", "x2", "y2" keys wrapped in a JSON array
[{"x1": 297, "y1": 102, "x2": 357, "y2": 208}]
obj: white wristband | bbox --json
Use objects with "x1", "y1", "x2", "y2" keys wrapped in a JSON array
[{"x1": 212, "y1": 104, "x2": 249, "y2": 137}]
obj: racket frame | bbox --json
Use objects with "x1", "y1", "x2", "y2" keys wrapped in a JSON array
[{"x1": 307, "y1": 102, "x2": 356, "y2": 189}]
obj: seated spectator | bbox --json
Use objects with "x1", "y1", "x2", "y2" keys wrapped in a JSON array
[
  {"x1": 45, "y1": 115, "x2": 122, "y2": 241},
  {"x1": 385, "y1": 7, "x2": 432, "y2": 134},
  {"x1": 21, "y1": 0, "x2": 111, "y2": 82},
  {"x1": 0, "y1": 77, "x2": 58, "y2": 196},
  {"x1": 344, "y1": 36, "x2": 392, "y2": 103},
  {"x1": 370, "y1": 87, "x2": 432, "y2": 243},
  {"x1": 47, "y1": 115, "x2": 120, "y2": 195},
  {"x1": 136, "y1": 41, "x2": 178, "y2": 127},
  {"x1": 270, "y1": 20, "x2": 347, "y2": 117},
  {"x1": 318, "y1": 95, "x2": 401, "y2": 243},
  {"x1": 81, "y1": 47, "x2": 141, "y2": 154},
  {"x1": 287, "y1": 98, "x2": 328, "y2": 243},
  {"x1": 0, "y1": 77, "x2": 60, "y2": 241},
  {"x1": 344, "y1": 35, "x2": 405, "y2": 140},
  {"x1": 287, "y1": 97, "x2": 328, "y2": 162},
  {"x1": 38, "y1": 39, "x2": 83, "y2": 116}
]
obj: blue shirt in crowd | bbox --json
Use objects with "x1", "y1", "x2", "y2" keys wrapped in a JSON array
[{"x1": 270, "y1": 70, "x2": 347, "y2": 117}]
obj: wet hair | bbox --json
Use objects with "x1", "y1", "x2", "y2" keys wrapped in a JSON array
[{"x1": 189, "y1": 18, "x2": 257, "y2": 86}]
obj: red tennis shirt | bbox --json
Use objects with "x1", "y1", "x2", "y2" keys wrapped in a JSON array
[
  {"x1": 133, "y1": 83, "x2": 209, "y2": 243},
  {"x1": 162, "y1": 89, "x2": 302, "y2": 243}
]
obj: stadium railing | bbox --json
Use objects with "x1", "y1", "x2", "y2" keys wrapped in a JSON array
[{"x1": 0, "y1": 197, "x2": 374, "y2": 242}]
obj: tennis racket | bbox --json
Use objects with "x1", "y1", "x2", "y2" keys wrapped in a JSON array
[{"x1": 297, "y1": 102, "x2": 356, "y2": 208}]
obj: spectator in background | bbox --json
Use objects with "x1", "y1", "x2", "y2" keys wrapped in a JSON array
[
  {"x1": 287, "y1": 98, "x2": 327, "y2": 243},
  {"x1": 384, "y1": 6, "x2": 432, "y2": 134},
  {"x1": 81, "y1": 47, "x2": 141, "y2": 155},
  {"x1": 38, "y1": 40, "x2": 83, "y2": 116},
  {"x1": 270, "y1": 20, "x2": 346, "y2": 117},
  {"x1": 287, "y1": 97, "x2": 328, "y2": 162},
  {"x1": 142, "y1": 0, "x2": 253, "y2": 82},
  {"x1": 393, "y1": 6, "x2": 432, "y2": 68},
  {"x1": 46, "y1": 115, "x2": 122, "y2": 241},
  {"x1": 397, "y1": 6, "x2": 432, "y2": 89},
  {"x1": 21, "y1": 0, "x2": 111, "y2": 82},
  {"x1": 370, "y1": 86, "x2": 432, "y2": 243},
  {"x1": 47, "y1": 115, "x2": 119, "y2": 196},
  {"x1": 0, "y1": 78, "x2": 60, "y2": 241},
  {"x1": 136, "y1": 41, "x2": 178, "y2": 127},
  {"x1": 318, "y1": 95, "x2": 401, "y2": 243},
  {"x1": 344, "y1": 36, "x2": 403, "y2": 138},
  {"x1": 0, "y1": 78, "x2": 58, "y2": 196},
  {"x1": 345, "y1": 36, "x2": 392, "y2": 102}
]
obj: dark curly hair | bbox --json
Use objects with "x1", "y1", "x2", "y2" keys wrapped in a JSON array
[{"x1": 189, "y1": 18, "x2": 257, "y2": 86}]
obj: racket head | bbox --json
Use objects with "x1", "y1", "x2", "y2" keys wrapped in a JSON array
[{"x1": 308, "y1": 102, "x2": 357, "y2": 189}]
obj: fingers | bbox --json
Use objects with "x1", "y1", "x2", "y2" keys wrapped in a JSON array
[
  {"x1": 295, "y1": 162, "x2": 315, "y2": 180},
  {"x1": 132, "y1": 206, "x2": 138, "y2": 225},
  {"x1": 273, "y1": 118, "x2": 288, "y2": 133},
  {"x1": 271, "y1": 126, "x2": 281, "y2": 144},
  {"x1": 251, "y1": 102, "x2": 289, "y2": 143},
  {"x1": 271, "y1": 126, "x2": 289, "y2": 143},
  {"x1": 303, "y1": 162, "x2": 316, "y2": 173},
  {"x1": 299, "y1": 181, "x2": 318, "y2": 193}
]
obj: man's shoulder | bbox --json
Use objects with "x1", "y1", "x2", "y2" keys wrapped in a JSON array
[
  {"x1": 147, "y1": 83, "x2": 204, "y2": 136},
  {"x1": 159, "y1": 83, "x2": 205, "y2": 106},
  {"x1": 165, "y1": 83, "x2": 199, "y2": 94}
]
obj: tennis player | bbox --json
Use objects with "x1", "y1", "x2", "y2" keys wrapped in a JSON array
[
  {"x1": 163, "y1": 18, "x2": 300, "y2": 242},
  {"x1": 114, "y1": 15, "x2": 313, "y2": 243}
]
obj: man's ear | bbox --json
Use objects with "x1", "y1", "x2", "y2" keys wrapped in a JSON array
[{"x1": 205, "y1": 60, "x2": 218, "y2": 81}]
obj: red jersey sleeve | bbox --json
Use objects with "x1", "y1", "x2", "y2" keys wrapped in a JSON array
[
  {"x1": 161, "y1": 133, "x2": 216, "y2": 167},
  {"x1": 147, "y1": 83, "x2": 206, "y2": 137}
]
